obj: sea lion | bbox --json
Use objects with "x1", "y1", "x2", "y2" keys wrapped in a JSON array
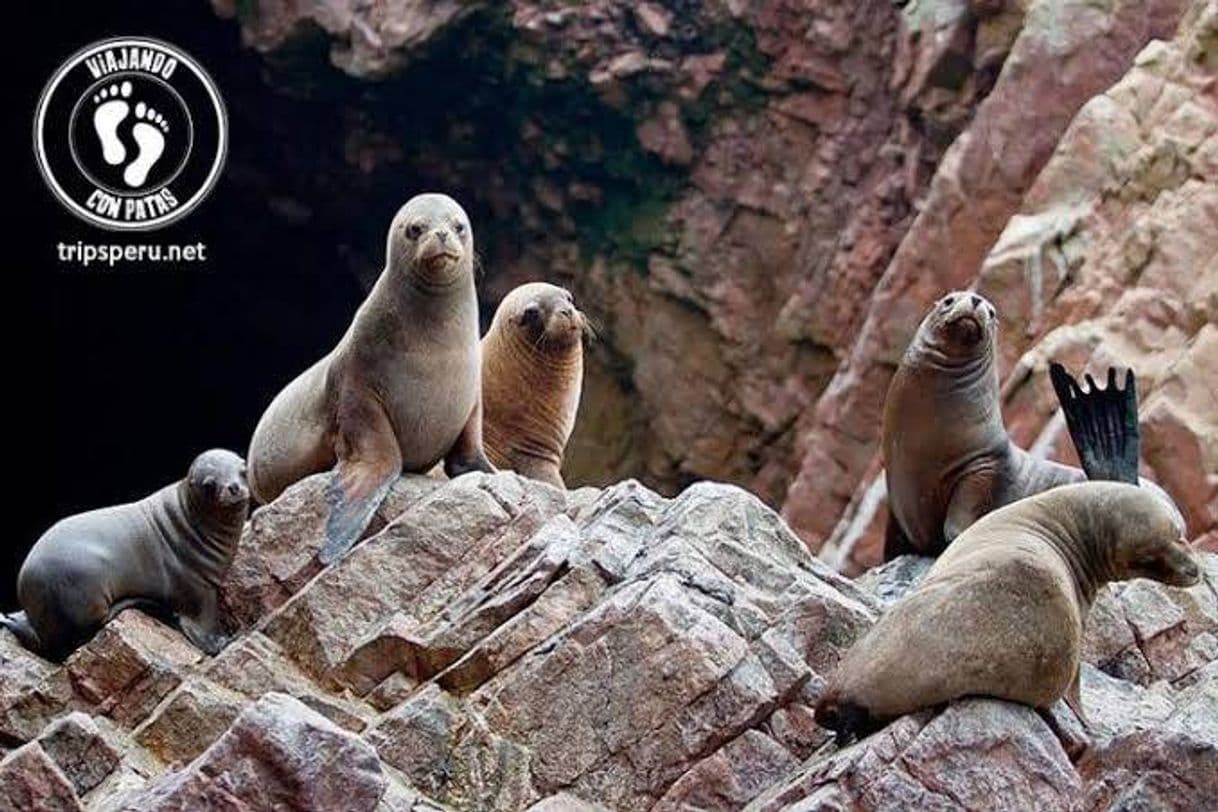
[
  {"x1": 815, "y1": 481, "x2": 1200, "y2": 742},
  {"x1": 481, "y1": 282, "x2": 586, "y2": 487},
  {"x1": 1, "y1": 449, "x2": 248, "y2": 660},
  {"x1": 247, "y1": 193, "x2": 494, "y2": 564},
  {"x1": 881, "y1": 290, "x2": 1175, "y2": 559}
]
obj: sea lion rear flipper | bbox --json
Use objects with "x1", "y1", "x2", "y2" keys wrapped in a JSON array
[
  {"x1": 1049, "y1": 363, "x2": 1140, "y2": 484},
  {"x1": 883, "y1": 509, "x2": 917, "y2": 561},
  {"x1": 0, "y1": 611, "x2": 45, "y2": 654}
]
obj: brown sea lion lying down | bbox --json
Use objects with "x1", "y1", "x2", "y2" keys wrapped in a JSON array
[{"x1": 815, "y1": 481, "x2": 1200, "y2": 742}]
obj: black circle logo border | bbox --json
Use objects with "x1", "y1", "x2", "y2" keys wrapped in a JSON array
[{"x1": 33, "y1": 36, "x2": 228, "y2": 232}]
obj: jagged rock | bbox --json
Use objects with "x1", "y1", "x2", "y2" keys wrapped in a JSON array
[
  {"x1": 854, "y1": 554, "x2": 933, "y2": 606},
  {"x1": 131, "y1": 678, "x2": 247, "y2": 765},
  {"x1": 116, "y1": 693, "x2": 386, "y2": 810},
  {"x1": 36, "y1": 713, "x2": 122, "y2": 796},
  {"x1": 1, "y1": 472, "x2": 1216, "y2": 809},
  {"x1": 0, "y1": 628, "x2": 73, "y2": 745},
  {"x1": 809, "y1": 0, "x2": 1216, "y2": 570},
  {"x1": 0, "y1": 743, "x2": 82, "y2": 812},
  {"x1": 65, "y1": 610, "x2": 200, "y2": 729},
  {"x1": 210, "y1": 0, "x2": 485, "y2": 78},
  {"x1": 1079, "y1": 664, "x2": 1218, "y2": 810},
  {"x1": 221, "y1": 473, "x2": 444, "y2": 631},
  {"x1": 751, "y1": 700, "x2": 1081, "y2": 810}
]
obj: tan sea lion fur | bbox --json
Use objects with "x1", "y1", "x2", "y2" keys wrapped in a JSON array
[
  {"x1": 2, "y1": 449, "x2": 249, "y2": 660},
  {"x1": 815, "y1": 481, "x2": 1201, "y2": 740},
  {"x1": 881, "y1": 290, "x2": 1180, "y2": 559},
  {"x1": 481, "y1": 283, "x2": 585, "y2": 487},
  {"x1": 247, "y1": 193, "x2": 494, "y2": 563}
]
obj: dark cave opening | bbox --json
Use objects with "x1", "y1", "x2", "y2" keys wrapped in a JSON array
[{"x1": 6, "y1": 0, "x2": 690, "y2": 608}]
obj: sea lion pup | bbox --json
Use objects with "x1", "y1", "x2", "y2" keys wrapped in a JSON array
[
  {"x1": 247, "y1": 193, "x2": 495, "y2": 564},
  {"x1": 815, "y1": 482, "x2": 1200, "y2": 742},
  {"x1": 0, "y1": 450, "x2": 248, "y2": 660},
  {"x1": 881, "y1": 290, "x2": 1175, "y2": 560},
  {"x1": 481, "y1": 283, "x2": 586, "y2": 487}
]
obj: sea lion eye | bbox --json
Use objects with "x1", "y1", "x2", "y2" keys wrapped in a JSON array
[
  {"x1": 942, "y1": 296, "x2": 955, "y2": 308},
  {"x1": 405, "y1": 223, "x2": 423, "y2": 240},
  {"x1": 453, "y1": 221, "x2": 466, "y2": 235},
  {"x1": 519, "y1": 303, "x2": 542, "y2": 326}
]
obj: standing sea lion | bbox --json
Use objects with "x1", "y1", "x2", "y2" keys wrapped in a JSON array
[
  {"x1": 247, "y1": 193, "x2": 494, "y2": 564},
  {"x1": 1, "y1": 449, "x2": 249, "y2": 660},
  {"x1": 815, "y1": 481, "x2": 1201, "y2": 741},
  {"x1": 881, "y1": 290, "x2": 1175, "y2": 559},
  {"x1": 481, "y1": 283, "x2": 586, "y2": 487}
]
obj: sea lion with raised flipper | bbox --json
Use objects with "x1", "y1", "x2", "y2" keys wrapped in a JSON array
[
  {"x1": 1, "y1": 449, "x2": 249, "y2": 660},
  {"x1": 247, "y1": 193, "x2": 494, "y2": 564},
  {"x1": 815, "y1": 481, "x2": 1201, "y2": 742},
  {"x1": 481, "y1": 282, "x2": 586, "y2": 487},
  {"x1": 880, "y1": 290, "x2": 1177, "y2": 560}
]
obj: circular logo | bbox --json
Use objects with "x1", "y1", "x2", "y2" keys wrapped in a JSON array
[{"x1": 34, "y1": 37, "x2": 227, "y2": 231}]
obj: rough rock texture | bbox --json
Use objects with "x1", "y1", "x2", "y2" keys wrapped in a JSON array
[
  {"x1": 209, "y1": 0, "x2": 1216, "y2": 566},
  {"x1": 793, "y1": 0, "x2": 1218, "y2": 569},
  {"x1": 2, "y1": 472, "x2": 1214, "y2": 810}
]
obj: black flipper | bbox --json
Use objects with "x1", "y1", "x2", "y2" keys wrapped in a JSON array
[
  {"x1": 1049, "y1": 362, "x2": 1140, "y2": 484},
  {"x1": 814, "y1": 695, "x2": 880, "y2": 747},
  {"x1": 0, "y1": 611, "x2": 44, "y2": 654}
]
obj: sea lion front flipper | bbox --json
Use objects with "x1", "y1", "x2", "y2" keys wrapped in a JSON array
[
  {"x1": 444, "y1": 397, "x2": 496, "y2": 478},
  {"x1": 1063, "y1": 667, "x2": 1088, "y2": 727},
  {"x1": 320, "y1": 459, "x2": 400, "y2": 565},
  {"x1": 943, "y1": 471, "x2": 995, "y2": 545},
  {"x1": 882, "y1": 508, "x2": 917, "y2": 561},
  {"x1": 1049, "y1": 363, "x2": 1140, "y2": 484},
  {"x1": 177, "y1": 590, "x2": 229, "y2": 656},
  {"x1": 319, "y1": 394, "x2": 403, "y2": 565}
]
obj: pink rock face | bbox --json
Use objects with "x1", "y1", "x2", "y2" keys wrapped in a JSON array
[
  {"x1": 119, "y1": 693, "x2": 386, "y2": 811},
  {"x1": 0, "y1": 474, "x2": 1214, "y2": 809},
  {"x1": 208, "y1": 0, "x2": 1211, "y2": 569},
  {"x1": 0, "y1": 744, "x2": 83, "y2": 812},
  {"x1": 807, "y1": 1, "x2": 1217, "y2": 570}
]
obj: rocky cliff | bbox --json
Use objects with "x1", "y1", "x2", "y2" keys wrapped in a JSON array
[
  {"x1": 205, "y1": 0, "x2": 1215, "y2": 571},
  {"x1": 1, "y1": 472, "x2": 1215, "y2": 810}
]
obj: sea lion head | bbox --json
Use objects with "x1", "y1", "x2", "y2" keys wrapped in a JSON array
[
  {"x1": 495, "y1": 282, "x2": 586, "y2": 354},
  {"x1": 1102, "y1": 484, "x2": 1200, "y2": 588},
  {"x1": 187, "y1": 449, "x2": 250, "y2": 512},
  {"x1": 918, "y1": 290, "x2": 998, "y2": 359},
  {"x1": 387, "y1": 193, "x2": 473, "y2": 288}
]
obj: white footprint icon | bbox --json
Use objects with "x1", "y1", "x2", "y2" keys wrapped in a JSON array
[
  {"x1": 92, "y1": 81, "x2": 132, "y2": 166},
  {"x1": 124, "y1": 102, "x2": 169, "y2": 188}
]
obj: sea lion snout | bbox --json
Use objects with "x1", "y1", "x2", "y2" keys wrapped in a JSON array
[
  {"x1": 188, "y1": 449, "x2": 251, "y2": 510},
  {"x1": 388, "y1": 193, "x2": 473, "y2": 285},
  {"x1": 929, "y1": 290, "x2": 997, "y2": 351},
  {"x1": 1156, "y1": 542, "x2": 1201, "y2": 587},
  {"x1": 502, "y1": 283, "x2": 584, "y2": 350}
]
